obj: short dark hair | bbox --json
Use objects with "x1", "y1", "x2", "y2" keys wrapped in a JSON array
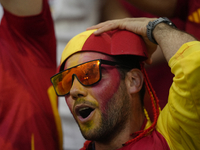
[{"x1": 112, "y1": 55, "x2": 145, "y2": 106}]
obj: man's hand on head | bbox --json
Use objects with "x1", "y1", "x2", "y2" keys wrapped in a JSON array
[
  {"x1": 87, "y1": 17, "x2": 197, "y2": 63},
  {"x1": 87, "y1": 17, "x2": 158, "y2": 65}
]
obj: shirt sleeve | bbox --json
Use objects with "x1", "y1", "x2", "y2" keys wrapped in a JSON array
[
  {"x1": 2, "y1": 0, "x2": 56, "y2": 67},
  {"x1": 157, "y1": 41, "x2": 200, "y2": 150}
]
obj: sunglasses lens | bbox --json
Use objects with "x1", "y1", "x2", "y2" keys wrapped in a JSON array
[
  {"x1": 51, "y1": 60, "x2": 101, "y2": 96},
  {"x1": 51, "y1": 69, "x2": 72, "y2": 96},
  {"x1": 78, "y1": 60, "x2": 100, "y2": 85}
]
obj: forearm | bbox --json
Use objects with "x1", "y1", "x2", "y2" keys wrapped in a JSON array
[
  {"x1": 126, "y1": 0, "x2": 177, "y2": 17},
  {"x1": 153, "y1": 23, "x2": 197, "y2": 62},
  {"x1": 0, "y1": 0, "x2": 42, "y2": 16}
]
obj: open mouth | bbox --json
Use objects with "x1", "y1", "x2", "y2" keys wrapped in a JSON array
[{"x1": 78, "y1": 107, "x2": 94, "y2": 119}]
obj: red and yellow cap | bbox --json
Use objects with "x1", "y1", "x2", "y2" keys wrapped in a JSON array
[{"x1": 60, "y1": 29, "x2": 148, "y2": 70}]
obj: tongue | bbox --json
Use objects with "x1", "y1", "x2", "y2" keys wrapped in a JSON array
[{"x1": 79, "y1": 108, "x2": 94, "y2": 118}]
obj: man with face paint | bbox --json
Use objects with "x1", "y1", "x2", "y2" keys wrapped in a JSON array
[{"x1": 51, "y1": 17, "x2": 200, "y2": 150}]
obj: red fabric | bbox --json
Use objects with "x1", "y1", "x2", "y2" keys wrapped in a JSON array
[
  {"x1": 172, "y1": 0, "x2": 200, "y2": 40},
  {"x1": 82, "y1": 30, "x2": 148, "y2": 60},
  {"x1": 118, "y1": 130, "x2": 170, "y2": 150},
  {"x1": 0, "y1": 0, "x2": 59, "y2": 149},
  {"x1": 80, "y1": 141, "x2": 92, "y2": 150},
  {"x1": 184, "y1": 0, "x2": 200, "y2": 40}
]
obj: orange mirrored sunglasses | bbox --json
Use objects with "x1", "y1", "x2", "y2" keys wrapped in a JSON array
[{"x1": 51, "y1": 59, "x2": 130, "y2": 96}]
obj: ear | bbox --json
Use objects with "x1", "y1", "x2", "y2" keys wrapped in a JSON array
[{"x1": 125, "y1": 69, "x2": 144, "y2": 94}]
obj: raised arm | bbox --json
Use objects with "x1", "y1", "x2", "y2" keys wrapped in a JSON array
[
  {"x1": 0, "y1": 0, "x2": 42, "y2": 16},
  {"x1": 152, "y1": 22, "x2": 196, "y2": 62},
  {"x1": 87, "y1": 18, "x2": 197, "y2": 63}
]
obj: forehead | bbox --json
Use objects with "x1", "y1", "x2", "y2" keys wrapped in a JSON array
[{"x1": 64, "y1": 52, "x2": 114, "y2": 69}]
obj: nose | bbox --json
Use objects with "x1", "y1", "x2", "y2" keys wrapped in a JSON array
[{"x1": 69, "y1": 75, "x2": 88, "y2": 99}]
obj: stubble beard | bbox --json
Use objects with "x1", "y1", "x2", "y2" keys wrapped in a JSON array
[{"x1": 80, "y1": 81, "x2": 131, "y2": 143}]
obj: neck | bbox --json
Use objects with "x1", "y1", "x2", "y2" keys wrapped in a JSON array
[{"x1": 94, "y1": 108, "x2": 145, "y2": 150}]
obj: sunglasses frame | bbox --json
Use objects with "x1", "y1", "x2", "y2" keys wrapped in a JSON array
[{"x1": 51, "y1": 59, "x2": 132, "y2": 96}]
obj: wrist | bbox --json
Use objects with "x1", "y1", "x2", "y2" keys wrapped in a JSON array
[{"x1": 146, "y1": 17, "x2": 176, "y2": 44}]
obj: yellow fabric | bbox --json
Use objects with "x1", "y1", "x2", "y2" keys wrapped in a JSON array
[
  {"x1": 144, "y1": 108, "x2": 152, "y2": 130},
  {"x1": 60, "y1": 29, "x2": 97, "y2": 65},
  {"x1": 156, "y1": 41, "x2": 200, "y2": 150},
  {"x1": 31, "y1": 134, "x2": 34, "y2": 150},
  {"x1": 47, "y1": 86, "x2": 63, "y2": 150}
]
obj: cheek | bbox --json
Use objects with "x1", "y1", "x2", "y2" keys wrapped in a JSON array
[
  {"x1": 65, "y1": 96, "x2": 74, "y2": 113},
  {"x1": 91, "y1": 69, "x2": 121, "y2": 109}
]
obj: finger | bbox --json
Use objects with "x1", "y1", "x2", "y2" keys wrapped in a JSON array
[
  {"x1": 86, "y1": 20, "x2": 116, "y2": 30},
  {"x1": 86, "y1": 23, "x2": 106, "y2": 30},
  {"x1": 93, "y1": 23, "x2": 121, "y2": 35}
]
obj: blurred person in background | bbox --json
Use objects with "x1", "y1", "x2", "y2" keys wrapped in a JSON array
[{"x1": 0, "y1": 0, "x2": 62, "y2": 149}]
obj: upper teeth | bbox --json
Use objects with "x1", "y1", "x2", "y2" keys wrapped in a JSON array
[{"x1": 79, "y1": 107, "x2": 89, "y2": 112}]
